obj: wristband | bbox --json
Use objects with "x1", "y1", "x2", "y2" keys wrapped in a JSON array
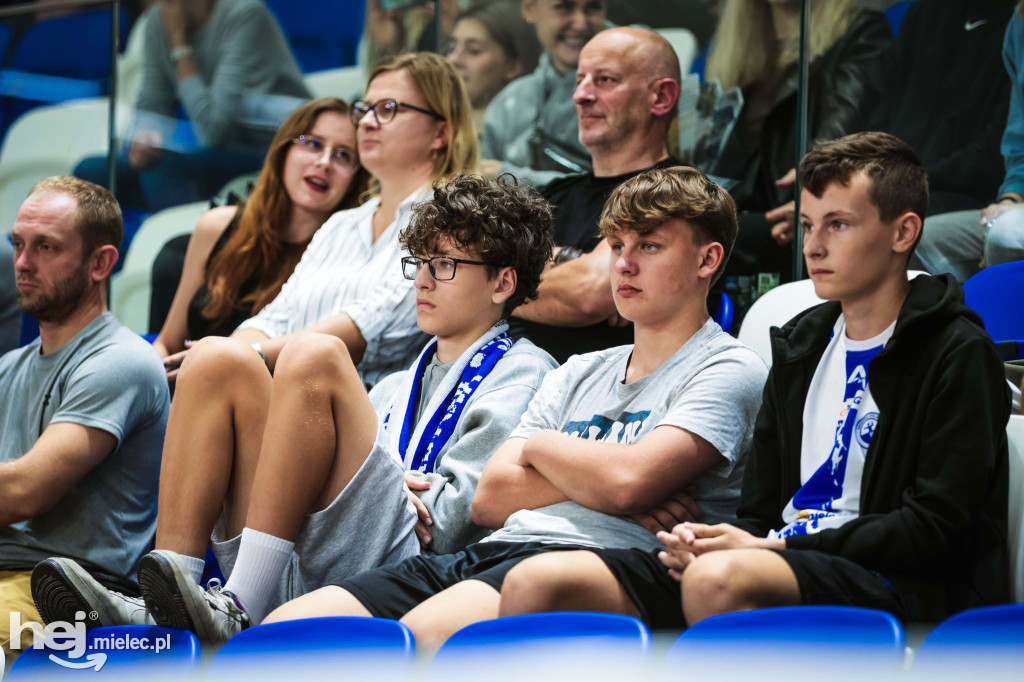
[
  {"x1": 553, "y1": 246, "x2": 583, "y2": 265},
  {"x1": 170, "y1": 45, "x2": 193, "y2": 62}
]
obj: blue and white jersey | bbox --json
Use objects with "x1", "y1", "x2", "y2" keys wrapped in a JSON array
[{"x1": 771, "y1": 316, "x2": 895, "y2": 539}]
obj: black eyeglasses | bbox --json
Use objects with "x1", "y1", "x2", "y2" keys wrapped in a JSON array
[
  {"x1": 402, "y1": 256, "x2": 490, "y2": 281},
  {"x1": 350, "y1": 98, "x2": 442, "y2": 126}
]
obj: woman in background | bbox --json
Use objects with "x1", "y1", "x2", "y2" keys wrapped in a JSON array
[
  {"x1": 152, "y1": 97, "x2": 369, "y2": 360},
  {"x1": 447, "y1": 0, "x2": 541, "y2": 136},
  {"x1": 707, "y1": 0, "x2": 890, "y2": 278}
]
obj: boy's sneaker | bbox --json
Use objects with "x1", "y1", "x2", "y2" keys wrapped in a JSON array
[
  {"x1": 31, "y1": 557, "x2": 154, "y2": 627},
  {"x1": 139, "y1": 549, "x2": 249, "y2": 643}
]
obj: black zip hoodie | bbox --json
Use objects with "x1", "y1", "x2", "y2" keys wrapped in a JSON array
[{"x1": 736, "y1": 274, "x2": 1011, "y2": 623}]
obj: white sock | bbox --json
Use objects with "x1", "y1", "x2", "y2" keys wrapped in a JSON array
[
  {"x1": 223, "y1": 528, "x2": 294, "y2": 625},
  {"x1": 181, "y1": 553, "x2": 206, "y2": 586}
]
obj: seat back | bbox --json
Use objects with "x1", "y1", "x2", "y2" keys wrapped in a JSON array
[
  {"x1": 305, "y1": 65, "x2": 367, "y2": 102},
  {"x1": 663, "y1": 606, "x2": 907, "y2": 680},
  {"x1": 264, "y1": 0, "x2": 364, "y2": 71},
  {"x1": 0, "y1": 98, "x2": 117, "y2": 237},
  {"x1": 431, "y1": 612, "x2": 652, "y2": 682},
  {"x1": 9, "y1": 8, "x2": 128, "y2": 80},
  {"x1": 885, "y1": 0, "x2": 916, "y2": 37},
  {"x1": 207, "y1": 617, "x2": 414, "y2": 680},
  {"x1": 653, "y1": 27, "x2": 698, "y2": 74},
  {"x1": 736, "y1": 279, "x2": 825, "y2": 366},
  {"x1": 5, "y1": 625, "x2": 200, "y2": 681},
  {"x1": 963, "y1": 261, "x2": 1024, "y2": 360},
  {"x1": 912, "y1": 603, "x2": 1024, "y2": 678},
  {"x1": 712, "y1": 290, "x2": 734, "y2": 334},
  {"x1": 1007, "y1": 415, "x2": 1024, "y2": 602},
  {"x1": 738, "y1": 271, "x2": 929, "y2": 366},
  {"x1": 109, "y1": 202, "x2": 208, "y2": 334}
]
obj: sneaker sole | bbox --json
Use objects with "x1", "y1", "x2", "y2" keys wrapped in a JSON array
[
  {"x1": 32, "y1": 559, "x2": 110, "y2": 629},
  {"x1": 138, "y1": 552, "x2": 209, "y2": 638}
]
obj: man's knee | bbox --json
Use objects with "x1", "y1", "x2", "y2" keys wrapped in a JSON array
[
  {"x1": 500, "y1": 551, "x2": 620, "y2": 616},
  {"x1": 681, "y1": 550, "x2": 798, "y2": 624},
  {"x1": 275, "y1": 333, "x2": 355, "y2": 386},
  {"x1": 501, "y1": 552, "x2": 580, "y2": 615}
]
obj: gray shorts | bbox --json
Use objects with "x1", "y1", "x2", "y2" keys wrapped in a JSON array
[{"x1": 211, "y1": 420, "x2": 420, "y2": 612}]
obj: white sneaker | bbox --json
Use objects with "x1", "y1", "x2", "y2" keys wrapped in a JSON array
[
  {"x1": 139, "y1": 549, "x2": 249, "y2": 643},
  {"x1": 32, "y1": 557, "x2": 154, "y2": 627}
]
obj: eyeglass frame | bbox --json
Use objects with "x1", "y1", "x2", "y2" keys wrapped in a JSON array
[
  {"x1": 350, "y1": 98, "x2": 443, "y2": 126},
  {"x1": 291, "y1": 135, "x2": 359, "y2": 174},
  {"x1": 401, "y1": 255, "x2": 492, "y2": 281}
]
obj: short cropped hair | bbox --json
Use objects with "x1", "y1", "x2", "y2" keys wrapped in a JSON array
[
  {"x1": 401, "y1": 174, "x2": 554, "y2": 317},
  {"x1": 799, "y1": 131, "x2": 929, "y2": 223},
  {"x1": 29, "y1": 176, "x2": 123, "y2": 257},
  {"x1": 598, "y1": 166, "x2": 738, "y2": 286}
]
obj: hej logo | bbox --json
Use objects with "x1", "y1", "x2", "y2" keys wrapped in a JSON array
[{"x1": 9, "y1": 611, "x2": 172, "y2": 671}]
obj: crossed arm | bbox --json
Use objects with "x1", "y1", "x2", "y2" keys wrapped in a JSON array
[
  {"x1": 0, "y1": 423, "x2": 117, "y2": 526},
  {"x1": 471, "y1": 424, "x2": 722, "y2": 530}
]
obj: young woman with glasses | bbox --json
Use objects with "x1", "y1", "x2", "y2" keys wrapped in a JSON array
[
  {"x1": 160, "y1": 51, "x2": 479, "y2": 386},
  {"x1": 152, "y1": 97, "x2": 369, "y2": 362}
]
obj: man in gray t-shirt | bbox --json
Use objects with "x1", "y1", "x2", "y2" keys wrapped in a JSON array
[
  {"x1": 0, "y1": 177, "x2": 169, "y2": 659},
  {"x1": 262, "y1": 167, "x2": 768, "y2": 650}
]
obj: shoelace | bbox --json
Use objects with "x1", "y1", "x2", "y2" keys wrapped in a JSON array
[{"x1": 205, "y1": 580, "x2": 248, "y2": 621}]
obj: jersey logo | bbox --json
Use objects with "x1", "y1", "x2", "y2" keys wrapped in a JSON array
[
  {"x1": 564, "y1": 410, "x2": 651, "y2": 444},
  {"x1": 965, "y1": 19, "x2": 987, "y2": 31},
  {"x1": 854, "y1": 412, "x2": 878, "y2": 449}
]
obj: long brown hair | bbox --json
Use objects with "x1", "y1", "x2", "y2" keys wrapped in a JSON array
[{"x1": 201, "y1": 98, "x2": 370, "y2": 322}]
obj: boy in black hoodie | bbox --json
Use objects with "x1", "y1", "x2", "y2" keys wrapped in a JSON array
[{"x1": 499, "y1": 131, "x2": 1012, "y2": 628}]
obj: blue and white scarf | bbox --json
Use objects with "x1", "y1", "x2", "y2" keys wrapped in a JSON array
[{"x1": 382, "y1": 322, "x2": 513, "y2": 473}]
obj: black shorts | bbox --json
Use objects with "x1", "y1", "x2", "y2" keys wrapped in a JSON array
[
  {"x1": 772, "y1": 549, "x2": 910, "y2": 622},
  {"x1": 583, "y1": 547, "x2": 912, "y2": 629},
  {"x1": 338, "y1": 541, "x2": 586, "y2": 620},
  {"x1": 587, "y1": 547, "x2": 685, "y2": 629}
]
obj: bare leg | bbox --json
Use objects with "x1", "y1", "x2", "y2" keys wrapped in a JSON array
[
  {"x1": 243, "y1": 332, "x2": 379, "y2": 540},
  {"x1": 680, "y1": 549, "x2": 800, "y2": 625},
  {"x1": 263, "y1": 586, "x2": 373, "y2": 622},
  {"x1": 154, "y1": 337, "x2": 272, "y2": 559},
  {"x1": 400, "y1": 580, "x2": 501, "y2": 655},
  {"x1": 498, "y1": 551, "x2": 642, "y2": 618}
]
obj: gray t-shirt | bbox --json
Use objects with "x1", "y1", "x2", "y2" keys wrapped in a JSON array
[
  {"x1": 0, "y1": 313, "x2": 169, "y2": 581},
  {"x1": 486, "y1": 319, "x2": 768, "y2": 552}
]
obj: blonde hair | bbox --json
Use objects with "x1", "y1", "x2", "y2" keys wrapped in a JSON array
[
  {"x1": 599, "y1": 167, "x2": 737, "y2": 286},
  {"x1": 706, "y1": 0, "x2": 861, "y2": 90},
  {"x1": 366, "y1": 52, "x2": 479, "y2": 194}
]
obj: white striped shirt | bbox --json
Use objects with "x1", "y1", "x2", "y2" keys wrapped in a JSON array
[{"x1": 236, "y1": 189, "x2": 430, "y2": 386}]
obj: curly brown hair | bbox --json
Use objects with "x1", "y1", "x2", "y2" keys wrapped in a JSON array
[
  {"x1": 401, "y1": 174, "x2": 554, "y2": 317},
  {"x1": 599, "y1": 166, "x2": 738, "y2": 286}
]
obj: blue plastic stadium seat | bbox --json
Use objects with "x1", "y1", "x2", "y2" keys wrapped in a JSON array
[
  {"x1": 431, "y1": 612, "x2": 652, "y2": 681},
  {"x1": 207, "y1": 617, "x2": 414, "y2": 680},
  {"x1": 885, "y1": 0, "x2": 916, "y2": 37},
  {"x1": 663, "y1": 606, "x2": 907, "y2": 678},
  {"x1": 912, "y1": 604, "x2": 1024, "y2": 679},
  {"x1": 713, "y1": 290, "x2": 734, "y2": 334},
  {"x1": 264, "y1": 0, "x2": 365, "y2": 71},
  {"x1": 963, "y1": 260, "x2": 1024, "y2": 359},
  {"x1": 5, "y1": 624, "x2": 200, "y2": 680}
]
